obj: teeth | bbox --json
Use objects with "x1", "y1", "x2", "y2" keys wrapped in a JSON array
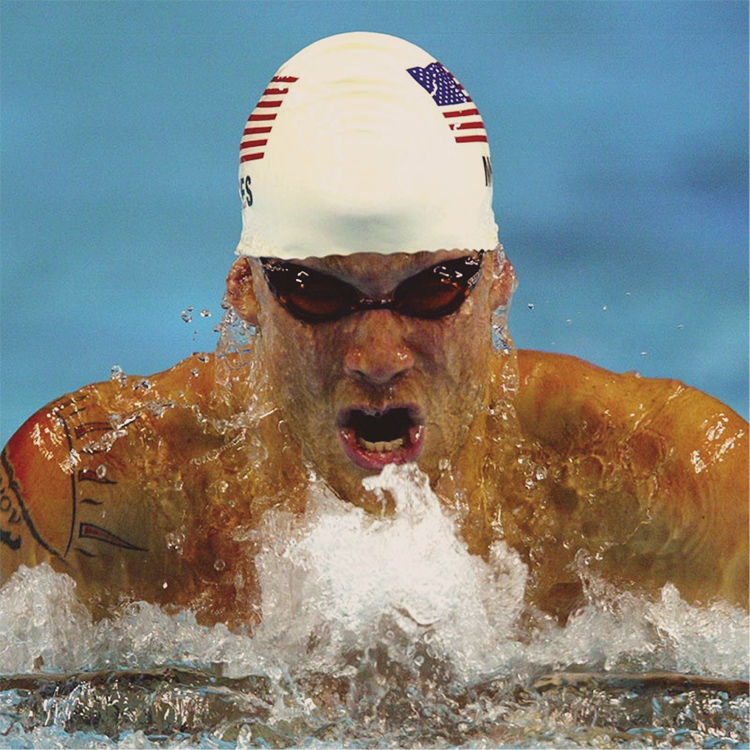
[{"x1": 358, "y1": 436, "x2": 404, "y2": 453}]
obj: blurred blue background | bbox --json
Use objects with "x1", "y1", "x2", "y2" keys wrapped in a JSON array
[{"x1": 1, "y1": 0, "x2": 747, "y2": 442}]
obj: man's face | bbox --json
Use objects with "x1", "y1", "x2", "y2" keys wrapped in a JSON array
[{"x1": 235, "y1": 249, "x2": 510, "y2": 506}]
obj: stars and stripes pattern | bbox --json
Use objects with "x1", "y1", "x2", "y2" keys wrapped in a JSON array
[
  {"x1": 406, "y1": 62, "x2": 488, "y2": 145},
  {"x1": 240, "y1": 75, "x2": 299, "y2": 163}
]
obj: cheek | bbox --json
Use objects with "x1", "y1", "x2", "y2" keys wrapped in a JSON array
[
  {"x1": 428, "y1": 305, "x2": 492, "y2": 384},
  {"x1": 260, "y1": 316, "x2": 337, "y2": 412}
]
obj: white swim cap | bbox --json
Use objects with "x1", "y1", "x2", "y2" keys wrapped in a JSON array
[{"x1": 235, "y1": 31, "x2": 498, "y2": 259}]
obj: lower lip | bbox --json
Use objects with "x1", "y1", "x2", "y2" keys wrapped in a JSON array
[{"x1": 339, "y1": 425, "x2": 425, "y2": 472}]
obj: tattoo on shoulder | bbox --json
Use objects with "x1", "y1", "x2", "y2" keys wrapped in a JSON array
[
  {"x1": 2, "y1": 396, "x2": 149, "y2": 559},
  {"x1": 1, "y1": 449, "x2": 59, "y2": 556}
]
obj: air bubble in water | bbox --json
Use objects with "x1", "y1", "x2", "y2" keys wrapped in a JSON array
[
  {"x1": 110, "y1": 364, "x2": 126, "y2": 384},
  {"x1": 166, "y1": 532, "x2": 185, "y2": 554},
  {"x1": 181, "y1": 310, "x2": 193, "y2": 323},
  {"x1": 200, "y1": 309, "x2": 212, "y2": 318}
]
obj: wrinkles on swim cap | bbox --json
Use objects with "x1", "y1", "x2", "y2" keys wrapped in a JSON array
[{"x1": 235, "y1": 32, "x2": 498, "y2": 260}]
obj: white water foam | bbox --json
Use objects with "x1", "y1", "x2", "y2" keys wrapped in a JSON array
[{"x1": 1, "y1": 463, "x2": 747, "y2": 685}]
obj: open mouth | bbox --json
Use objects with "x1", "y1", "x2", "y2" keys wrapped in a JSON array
[{"x1": 338, "y1": 406, "x2": 424, "y2": 471}]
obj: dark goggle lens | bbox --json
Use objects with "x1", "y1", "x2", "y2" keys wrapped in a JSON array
[
  {"x1": 260, "y1": 253, "x2": 483, "y2": 323},
  {"x1": 396, "y1": 255, "x2": 482, "y2": 318},
  {"x1": 261, "y1": 263, "x2": 359, "y2": 322}
]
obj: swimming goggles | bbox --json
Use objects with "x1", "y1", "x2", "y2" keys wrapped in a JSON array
[{"x1": 259, "y1": 252, "x2": 485, "y2": 324}]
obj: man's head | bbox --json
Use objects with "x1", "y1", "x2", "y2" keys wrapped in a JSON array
[
  {"x1": 234, "y1": 31, "x2": 498, "y2": 259},
  {"x1": 226, "y1": 32, "x2": 516, "y2": 500},
  {"x1": 227, "y1": 250, "x2": 515, "y2": 501}
]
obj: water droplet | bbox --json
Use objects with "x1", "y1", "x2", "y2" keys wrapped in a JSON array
[
  {"x1": 214, "y1": 558, "x2": 226, "y2": 572},
  {"x1": 565, "y1": 318, "x2": 572, "y2": 325},
  {"x1": 677, "y1": 324, "x2": 684, "y2": 330},
  {"x1": 200, "y1": 309, "x2": 212, "y2": 318},
  {"x1": 640, "y1": 351, "x2": 648, "y2": 357},
  {"x1": 602, "y1": 305, "x2": 608, "y2": 311},
  {"x1": 527, "y1": 302, "x2": 535, "y2": 310},
  {"x1": 166, "y1": 532, "x2": 184, "y2": 552},
  {"x1": 191, "y1": 368, "x2": 200, "y2": 378},
  {"x1": 162, "y1": 581, "x2": 168, "y2": 589},
  {"x1": 110, "y1": 364, "x2": 126, "y2": 384},
  {"x1": 96, "y1": 464, "x2": 107, "y2": 479},
  {"x1": 181, "y1": 310, "x2": 193, "y2": 323}
]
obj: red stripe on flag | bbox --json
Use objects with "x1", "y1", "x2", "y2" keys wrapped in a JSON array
[
  {"x1": 240, "y1": 76, "x2": 297, "y2": 161},
  {"x1": 443, "y1": 108, "x2": 480, "y2": 119},
  {"x1": 454, "y1": 121, "x2": 486, "y2": 130},
  {"x1": 455, "y1": 134, "x2": 488, "y2": 144}
]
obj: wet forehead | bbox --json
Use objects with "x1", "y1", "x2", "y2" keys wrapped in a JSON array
[{"x1": 294, "y1": 249, "x2": 474, "y2": 295}]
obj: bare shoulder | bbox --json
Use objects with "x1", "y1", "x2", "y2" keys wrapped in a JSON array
[
  {"x1": 513, "y1": 349, "x2": 748, "y2": 607},
  {"x1": 0, "y1": 353, "x2": 230, "y2": 603},
  {"x1": 515, "y1": 348, "x2": 748, "y2": 445}
]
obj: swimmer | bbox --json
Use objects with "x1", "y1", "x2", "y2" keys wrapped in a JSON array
[{"x1": 1, "y1": 33, "x2": 747, "y2": 628}]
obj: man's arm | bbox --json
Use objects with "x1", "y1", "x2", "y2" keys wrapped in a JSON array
[
  {"x1": 515, "y1": 349, "x2": 748, "y2": 608},
  {"x1": 0, "y1": 387, "x2": 166, "y2": 604},
  {"x1": 0, "y1": 355, "x2": 262, "y2": 625}
]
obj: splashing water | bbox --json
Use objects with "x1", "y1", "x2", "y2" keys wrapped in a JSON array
[{"x1": 0, "y1": 464, "x2": 747, "y2": 747}]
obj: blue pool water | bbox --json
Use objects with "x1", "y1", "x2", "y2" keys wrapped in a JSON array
[
  {"x1": 0, "y1": 4, "x2": 747, "y2": 746},
  {"x1": 1, "y1": 2, "x2": 748, "y2": 444}
]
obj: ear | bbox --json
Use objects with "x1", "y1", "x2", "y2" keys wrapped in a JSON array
[
  {"x1": 225, "y1": 257, "x2": 259, "y2": 325},
  {"x1": 488, "y1": 254, "x2": 517, "y2": 310}
]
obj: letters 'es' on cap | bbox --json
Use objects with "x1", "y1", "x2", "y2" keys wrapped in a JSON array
[{"x1": 235, "y1": 31, "x2": 498, "y2": 260}]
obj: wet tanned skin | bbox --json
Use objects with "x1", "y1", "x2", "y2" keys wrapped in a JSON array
[
  {"x1": 236, "y1": 250, "x2": 508, "y2": 510},
  {"x1": 1, "y1": 251, "x2": 747, "y2": 628}
]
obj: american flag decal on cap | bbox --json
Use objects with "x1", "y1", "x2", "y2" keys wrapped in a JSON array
[
  {"x1": 240, "y1": 75, "x2": 299, "y2": 162},
  {"x1": 406, "y1": 62, "x2": 487, "y2": 144}
]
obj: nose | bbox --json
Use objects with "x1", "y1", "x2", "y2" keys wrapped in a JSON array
[{"x1": 343, "y1": 311, "x2": 415, "y2": 386}]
